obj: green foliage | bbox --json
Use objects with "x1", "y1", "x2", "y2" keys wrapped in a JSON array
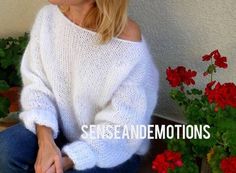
[
  {"x1": 207, "y1": 64, "x2": 216, "y2": 74},
  {"x1": 208, "y1": 146, "x2": 227, "y2": 173},
  {"x1": 0, "y1": 97, "x2": 10, "y2": 116},
  {"x1": 167, "y1": 139, "x2": 199, "y2": 173},
  {"x1": 168, "y1": 85, "x2": 236, "y2": 172},
  {"x1": 164, "y1": 51, "x2": 236, "y2": 172},
  {"x1": 170, "y1": 160, "x2": 199, "y2": 173},
  {"x1": 0, "y1": 32, "x2": 29, "y2": 86},
  {"x1": 0, "y1": 80, "x2": 10, "y2": 91},
  {"x1": 0, "y1": 33, "x2": 29, "y2": 118}
]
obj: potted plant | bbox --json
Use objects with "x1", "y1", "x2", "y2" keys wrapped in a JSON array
[
  {"x1": 152, "y1": 50, "x2": 236, "y2": 173},
  {"x1": 0, "y1": 33, "x2": 29, "y2": 119}
]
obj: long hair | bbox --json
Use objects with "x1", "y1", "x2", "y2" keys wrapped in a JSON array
[{"x1": 59, "y1": 0, "x2": 129, "y2": 44}]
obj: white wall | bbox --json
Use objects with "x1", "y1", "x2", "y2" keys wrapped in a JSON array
[
  {"x1": 0, "y1": 0, "x2": 236, "y2": 121},
  {"x1": 129, "y1": 0, "x2": 236, "y2": 121},
  {"x1": 0, "y1": 0, "x2": 47, "y2": 37}
]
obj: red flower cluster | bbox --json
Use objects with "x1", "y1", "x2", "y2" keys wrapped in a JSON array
[
  {"x1": 166, "y1": 66, "x2": 197, "y2": 87},
  {"x1": 202, "y1": 49, "x2": 228, "y2": 68},
  {"x1": 152, "y1": 150, "x2": 183, "y2": 173},
  {"x1": 205, "y1": 81, "x2": 236, "y2": 109},
  {"x1": 220, "y1": 156, "x2": 236, "y2": 173}
]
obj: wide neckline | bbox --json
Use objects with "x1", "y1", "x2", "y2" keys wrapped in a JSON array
[{"x1": 54, "y1": 5, "x2": 144, "y2": 45}]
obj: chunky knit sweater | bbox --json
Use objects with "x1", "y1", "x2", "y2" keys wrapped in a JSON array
[{"x1": 19, "y1": 4, "x2": 159, "y2": 171}]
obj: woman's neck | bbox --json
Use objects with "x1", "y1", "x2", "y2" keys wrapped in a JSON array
[{"x1": 65, "y1": 1, "x2": 95, "y2": 26}]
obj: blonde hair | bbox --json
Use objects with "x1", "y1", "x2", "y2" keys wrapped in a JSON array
[{"x1": 59, "y1": 0, "x2": 129, "y2": 45}]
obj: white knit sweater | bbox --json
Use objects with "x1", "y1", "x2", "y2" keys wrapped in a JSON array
[{"x1": 19, "y1": 4, "x2": 159, "y2": 170}]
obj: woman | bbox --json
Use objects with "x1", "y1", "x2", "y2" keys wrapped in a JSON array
[{"x1": 0, "y1": 0, "x2": 159, "y2": 172}]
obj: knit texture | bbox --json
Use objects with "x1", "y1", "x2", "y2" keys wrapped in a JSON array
[{"x1": 19, "y1": 4, "x2": 159, "y2": 170}]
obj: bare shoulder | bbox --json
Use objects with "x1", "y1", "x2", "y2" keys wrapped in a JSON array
[{"x1": 118, "y1": 18, "x2": 142, "y2": 42}]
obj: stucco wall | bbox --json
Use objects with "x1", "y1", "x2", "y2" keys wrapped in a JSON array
[
  {"x1": 129, "y1": 0, "x2": 236, "y2": 121},
  {"x1": 0, "y1": 0, "x2": 235, "y2": 122},
  {"x1": 0, "y1": 0, "x2": 47, "y2": 37}
]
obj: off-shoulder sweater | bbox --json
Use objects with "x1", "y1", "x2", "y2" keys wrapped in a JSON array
[{"x1": 19, "y1": 4, "x2": 159, "y2": 171}]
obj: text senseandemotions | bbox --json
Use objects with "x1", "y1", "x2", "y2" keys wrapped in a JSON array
[{"x1": 81, "y1": 124, "x2": 211, "y2": 140}]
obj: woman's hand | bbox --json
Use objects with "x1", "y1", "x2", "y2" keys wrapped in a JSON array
[
  {"x1": 35, "y1": 124, "x2": 63, "y2": 173},
  {"x1": 62, "y1": 156, "x2": 74, "y2": 171},
  {"x1": 41, "y1": 156, "x2": 74, "y2": 173}
]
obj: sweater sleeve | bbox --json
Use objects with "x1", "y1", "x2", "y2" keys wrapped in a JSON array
[
  {"x1": 19, "y1": 6, "x2": 59, "y2": 139},
  {"x1": 62, "y1": 57, "x2": 159, "y2": 170}
]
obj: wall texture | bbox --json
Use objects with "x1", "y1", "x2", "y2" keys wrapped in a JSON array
[
  {"x1": 129, "y1": 0, "x2": 236, "y2": 121},
  {"x1": 0, "y1": 0, "x2": 235, "y2": 122},
  {"x1": 0, "y1": 0, "x2": 47, "y2": 37}
]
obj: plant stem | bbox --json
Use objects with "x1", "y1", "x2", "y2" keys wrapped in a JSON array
[{"x1": 210, "y1": 58, "x2": 213, "y2": 82}]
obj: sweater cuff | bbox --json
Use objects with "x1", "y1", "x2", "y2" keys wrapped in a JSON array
[
  {"x1": 19, "y1": 109, "x2": 59, "y2": 139},
  {"x1": 61, "y1": 141, "x2": 96, "y2": 170}
]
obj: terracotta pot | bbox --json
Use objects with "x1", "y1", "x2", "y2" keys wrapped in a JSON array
[{"x1": 0, "y1": 86, "x2": 21, "y2": 112}]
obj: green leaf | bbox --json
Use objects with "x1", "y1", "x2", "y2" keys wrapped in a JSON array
[
  {"x1": 207, "y1": 64, "x2": 216, "y2": 74},
  {"x1": 0, "y1": 80, "x2": 10, "y2": 91},
  {"x1": 230, "y1": 146, "x2": 236, "y2": 155},
  {"x1": 215, "y1": 119, "x2": 236, "y2": 130},
  {"x1": 170, "y1": 89, "x2": 187, "y2": 104},
  {"x1": 186, "y1": 90, "x2": 192, "y2": 95},
  {"x1": 208, "y1": 145, "x2": 227, "y2": 173},
  {"x1": 0, "y1": 48, "x2": 5, "y2": 57},
  {"x1": 0, "y1": 33, "x2": 29, "y2": 88},
  {"x1": 0, "y1": 50, "x2": 14, "y2": 69},
  {"x1": 222, "y1": 131, "x2": 236, "y2": 146},
  {"x1": 171, "y1": 160, "x2": 199, "y2": 173},
  {"x1": 191, "y1": 88, "x2": 202, "y2": 95},
  {"x1": 0, "y1": 96, "x2": 10, "y2": 117}
]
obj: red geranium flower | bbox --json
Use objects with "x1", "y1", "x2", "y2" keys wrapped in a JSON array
[
  {"x1": 211, "y1": 49, "x2": 221, "y2": 59},
  {"x1": 220, "y1": 156, "x2": 236, "y2": 173},
  {"x1": 202, "y1": 54, "x2": 212, "y2": 61},
  {"x1": 202, "y1": 49, "x2": 228, "y2": 69},
  {"x1": 202, "y1": 49, "x2": 220, "y2": 61},
  {"x1": 215, "y1": 56, "x2": 228, "y2": 68},
  {"x1": 166, "y1": 66, "x2": 197, "y2": 88},
  {"x1": 152, "y1": 150, "x2": 183, "y2": 173},
  {"x1": 184, "y1": 68, "x2": 197, "y2": 85},
  {"x1": 205, "y1": 81, "x2": 236, "y2": 109},
  {"x1": 203, "y1": 71, "x2": 209, "y2": 76},
  {"x1": 205, "y1": 80, "x2": 216, "y2": 97},
  {"x1": 166, "y1": 67, "x2": 181, "y2": 87}
]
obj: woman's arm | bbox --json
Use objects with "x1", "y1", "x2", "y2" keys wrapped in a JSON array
[
  {"x1": 35, "y1": 124, "x2": 62, "y2": 173},
  {"x1": 36, "y1": 124, "x2": 54, "y2": 146},
  {"x1": 19, "y1": 8, "x2": 59, "y2": 139},
  {"x1": 35, "y1": 124, "x2": 74, "y2": 172},
  {"x1": 61, "y1": 57, "x2": 159, "y2": 171},
  {"x1": 18, "y1": 6, "x2": 63, "y2": 173}
]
